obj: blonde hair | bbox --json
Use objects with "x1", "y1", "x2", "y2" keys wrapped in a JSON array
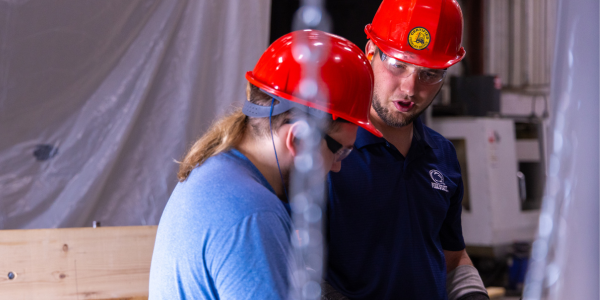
[
  {"x1": 178, "y1": 84, "x2": 290, "y2": 181},
  {"x1": 177, "y1": 83, "x2": 347, "y2": 182}
]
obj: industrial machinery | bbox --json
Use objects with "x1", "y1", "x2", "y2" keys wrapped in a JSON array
[{"x1": 430, "y1": 117, "x2": 544, "y2": 247}]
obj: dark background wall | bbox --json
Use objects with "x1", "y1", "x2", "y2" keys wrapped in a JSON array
[
  {"x1": 270, "y1": 0, "x2": 382, "y2": 50},
  {"x1": 270, "y1": 0, "x2": 484, "y2": 76}
]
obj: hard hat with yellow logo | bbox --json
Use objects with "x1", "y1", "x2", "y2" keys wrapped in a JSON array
[{"x1": 365, "y1": 0, "x2": 466, "y2": 69}]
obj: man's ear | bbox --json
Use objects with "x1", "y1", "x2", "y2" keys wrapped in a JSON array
[{"x1": 365, "y1": 40, "x2": 376, "y2": 62}]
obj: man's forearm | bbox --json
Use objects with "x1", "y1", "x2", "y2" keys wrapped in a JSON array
[{"x1": 445, "y1": 249, "x2": 474, "y2": 273}]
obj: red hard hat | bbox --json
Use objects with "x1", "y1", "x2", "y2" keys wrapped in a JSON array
[
  {"x1": 365, "y1": 0, "x2": 466, "y2": 69},
  {"x1": 246, "y1": 29, "x2": 382, "y2": 137}
]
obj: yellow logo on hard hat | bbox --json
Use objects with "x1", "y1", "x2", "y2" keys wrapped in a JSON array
[{"x1": 408, "y1": 27, "x2": 431, "y2": 50}]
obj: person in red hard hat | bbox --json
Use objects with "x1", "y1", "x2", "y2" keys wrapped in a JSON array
[
  {"x1": 149, "y1": 29, "x2": 380, "y2": 300},
  {"x1": 325, "y1": 1, "x2": 489, "y2": 300}
]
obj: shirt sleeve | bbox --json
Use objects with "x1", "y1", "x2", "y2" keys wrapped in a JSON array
[
  {"x1": 440, "y1": 155, "x2": 467, "y2": 251},
  {"x1": 207, "y1": 212, "x2": 291, "y2": 300}
]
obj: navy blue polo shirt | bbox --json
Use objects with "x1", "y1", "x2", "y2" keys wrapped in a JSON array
[{"x1": 326, "y1": 118, "x2": 465, "y2": 300}]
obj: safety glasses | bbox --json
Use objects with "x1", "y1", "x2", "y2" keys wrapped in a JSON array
[
  {"x1": 324, "y1": 134, "x2": 353, "y2": 162},
  {"x1": 377, "y1": 49, "x2": 447, "y2": 85}
]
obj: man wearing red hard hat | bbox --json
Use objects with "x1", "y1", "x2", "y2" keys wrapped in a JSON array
[
  {"x1": 326, "y1": 1, "x2": 489, "y2": 299},
  {"x1": 149, "y1": 30, "x2": 381, "y2": 299}
]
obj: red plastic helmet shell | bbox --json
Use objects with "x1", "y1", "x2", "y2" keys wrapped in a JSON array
[
  {"x1": 246, "y1": 29, "x2": 382, "y2": 137},
  {"x1": 365, "y1": 0, "x2": 466, "y2": 69}
]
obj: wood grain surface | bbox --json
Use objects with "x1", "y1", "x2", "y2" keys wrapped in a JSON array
[{"x1": 0, "y1": 226, "x2": 157, "y2": 300}]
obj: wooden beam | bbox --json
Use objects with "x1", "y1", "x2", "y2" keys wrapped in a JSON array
[{"x1": 0, "y1": 226, "x2": 157, "y2": 300}]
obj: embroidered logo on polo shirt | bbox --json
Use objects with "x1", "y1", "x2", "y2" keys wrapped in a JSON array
[{"x1": 429, "y1": 169, "x2": 448, "y2": 192}]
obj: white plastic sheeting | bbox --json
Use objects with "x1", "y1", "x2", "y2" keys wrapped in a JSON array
[
  {"x1": 0, "y1": 0, "x2": 271, "y2": 229},
  {"x1": 523, "y1": 0, "x2": 599, "y2": 299}
]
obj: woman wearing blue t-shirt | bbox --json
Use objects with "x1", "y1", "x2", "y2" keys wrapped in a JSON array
[{"x1": 148, "y1": 29, "x2": 381, "y2": 300}]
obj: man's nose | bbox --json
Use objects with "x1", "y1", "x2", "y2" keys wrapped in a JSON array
[{"x1": 399, "y1": 70, "x2": 418, "y2": 97}]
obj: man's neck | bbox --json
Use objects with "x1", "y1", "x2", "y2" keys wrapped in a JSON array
[{"x1": 371, "y1": 115, "x2": 414, "y2": 157}]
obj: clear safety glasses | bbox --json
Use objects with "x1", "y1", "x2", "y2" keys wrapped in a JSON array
[
  {"x1": 377, "y1": 49, "x2": 447, "y2": 85},
  {"x1": 324, "y1": 134, "x2": 353, "y2": 162}
]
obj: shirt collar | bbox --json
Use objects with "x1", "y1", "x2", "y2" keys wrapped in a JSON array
[
  {"x1": 354, "y1": 117, "x2": 437, "y2": 149},
  {"x1": 413, "y1": 117, "x2": 437, "y2": 149}
]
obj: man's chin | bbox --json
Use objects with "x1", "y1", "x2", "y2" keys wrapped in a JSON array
[
  {"x1": 372, "y1": 96, "x2": 421, "y2": 128},
  {"x1": 380, "y1": 111, "x2": 416, "y2": 128}
]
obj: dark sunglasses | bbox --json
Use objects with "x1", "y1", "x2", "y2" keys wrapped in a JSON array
[{"x1": 324, "y1": 134, "x2": 353, "y2": 162}]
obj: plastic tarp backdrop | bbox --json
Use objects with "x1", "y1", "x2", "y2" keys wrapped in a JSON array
[{"x1": 0, "y1": 0, "x2": 271, "y2": 229}]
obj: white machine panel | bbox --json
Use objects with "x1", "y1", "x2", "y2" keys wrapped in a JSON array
[{"x1": 430, "y1": 117, "x2": 540, "y2": 246}]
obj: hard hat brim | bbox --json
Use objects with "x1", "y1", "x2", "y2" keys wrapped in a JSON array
[{"x1": 246, "y1": 71, "x2": 383, "y2": 138}]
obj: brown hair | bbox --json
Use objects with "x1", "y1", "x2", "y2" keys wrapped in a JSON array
[{"x1": 178, "y1": 83, "x2": 346, "y2": 182}]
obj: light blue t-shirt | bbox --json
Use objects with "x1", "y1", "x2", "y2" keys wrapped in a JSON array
[{"x1": 149, "y1": 149, "x2": 292, "y2": 300}]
